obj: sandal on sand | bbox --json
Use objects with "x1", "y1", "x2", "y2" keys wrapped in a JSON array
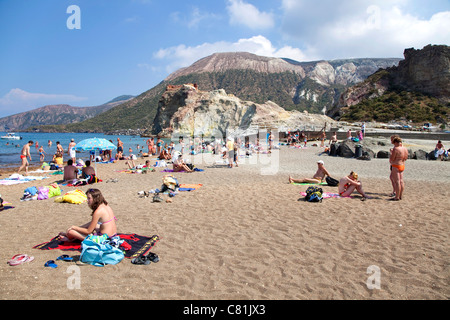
[
  {"x1": 146, "y1": 252, "x2": 159, "y2": 263},
  {"x1": 56, "y1": 255, "x2": 73, "y2": 262},
  {"x1": 44, "y1": 260, "x2": 58, "y2": 268},
  {"x1": 8, "y1": 254, "x2": 34, "y2": 266},
  {"x1": 131, "y1": 255, "x2": 151, "y2": 265}
]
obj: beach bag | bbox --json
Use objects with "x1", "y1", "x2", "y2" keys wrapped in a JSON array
[
  {"x1": 305, "y1": 186, "x2": 323, "y2": 202},
  {"x1": 326, "y1": 176, "x2": 339, "y2": 187},
  {"x1": 80, "y1": 235, "x2": 124, "y2": 267},
  {"x1": 162, "y1": 175, "x2": 179, "y2": 191},
  {"x1": 57, "y1": 189, "x2": 87, "y2": 204}
]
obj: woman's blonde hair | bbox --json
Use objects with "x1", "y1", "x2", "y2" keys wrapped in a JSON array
[{"x1": 350, "y1": 171, "x2": 358, "y2": 179}]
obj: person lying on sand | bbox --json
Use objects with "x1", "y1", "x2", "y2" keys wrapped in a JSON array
[
  {"x1": 58, "y1": 188, "x2": 117, "y2": 242},
  {"x1": 127, "y1": 159, "x2": 150, "y2": 170},
  {"x1": 338, "y1": 171, "x2": 370, "y2": 200},
  {"x1": 289, "y1": 160, "x2": 331, "y2": 184}
]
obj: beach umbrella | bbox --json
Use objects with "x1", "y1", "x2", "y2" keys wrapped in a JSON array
[{"x1": 75, "y1": 138, "x2": 117, "y2": 175}]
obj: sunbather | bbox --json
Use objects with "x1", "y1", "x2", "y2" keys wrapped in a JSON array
[
  {"x1": 173, "y1": 154, "x2": 193, "y2": 172},
  {"x1": 289, "y1": 160, "x2": 331, "y2": 184},
  {"x1": 58, "y1": 188, "x2": 117, "y2": 242}
]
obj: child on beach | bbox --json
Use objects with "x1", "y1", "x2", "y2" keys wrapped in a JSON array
[
  {"x1": 58, "y1": 188, "x2": 117, "y2": 242},
  {"x1": 38, "y1": 145, "x2": 46, "y2": 162}
]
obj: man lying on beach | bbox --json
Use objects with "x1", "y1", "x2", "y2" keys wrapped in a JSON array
[
  {"x1": 338, "y1": 171, "x2": 370, "y2": 200},
  {"x1": 289, "y1": 160, "x2": 331, "y2": 184}
]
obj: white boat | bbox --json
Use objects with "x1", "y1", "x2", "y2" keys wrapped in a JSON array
[{"x1": 1, "y1": 133, "x2": 22, "y2": 140}]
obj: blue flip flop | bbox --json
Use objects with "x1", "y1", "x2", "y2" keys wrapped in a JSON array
[
  {"x1": 44, "y1": 260, "x2": 58, "y2": 268},
  {"x1": 56, "y1": 255, "x2": 73, "y2": 262}
]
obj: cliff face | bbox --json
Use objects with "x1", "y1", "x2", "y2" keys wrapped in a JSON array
[
  {"x1": 153, "y1": 84, "x2": 334, "y2": 137},
  {"x1": 329, "y1": 45, "x2": 450, "y2": 119},
  {"x1": 391, "y1": 45, "x2": 450, "y2": 99}
]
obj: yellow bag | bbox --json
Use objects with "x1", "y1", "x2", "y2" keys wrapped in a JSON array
[{"x1": 54, "y1": 189, "x2": 87, "y2": 204}]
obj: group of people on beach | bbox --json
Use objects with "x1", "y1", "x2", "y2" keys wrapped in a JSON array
[
  {"x1": 289, "y1": 133, "x2": 410, "y2": 201},
  {"x1": 12, "y1": 128, "x2": 442, "y2": 247}
]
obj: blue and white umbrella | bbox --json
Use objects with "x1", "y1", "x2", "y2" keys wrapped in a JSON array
[
  {"x1": 75, "y1": 138, "x2": 116, "y2": 152},
  {"x1": 75, "y1": 138, "x2": 117, "y2": 174}
]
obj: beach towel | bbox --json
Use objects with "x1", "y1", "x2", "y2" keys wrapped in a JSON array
[
  {"x1": 161, "y1": 168, "x2": 204, "y2": 172},
  {"x1": 0, "y1": 175, "x2": 48, "y2": 186},
  {"x1": 291, "y1": 182, "x2": 327, "y2": 186},
  {"x1": 179, "y1": 183, "x2": 203, "y2": 190},
  {"x1": 300, "y1": 192, "x2": 353, "y2": 199},
  {"x1": 33, "y1": 233, "x2": 160, "y2": 260}
]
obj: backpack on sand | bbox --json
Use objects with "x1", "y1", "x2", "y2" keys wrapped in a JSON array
[{"x1": 305, "y1": 186, "x2": 323, "y2": 202}]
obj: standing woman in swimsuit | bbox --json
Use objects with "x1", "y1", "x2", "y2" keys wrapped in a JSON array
[
  {"x1": 58, "y1": 189, "x2": 117, "y2": 241},
  {"x1": 389, "y1": 136, "x2": 408, "y2": 201}
]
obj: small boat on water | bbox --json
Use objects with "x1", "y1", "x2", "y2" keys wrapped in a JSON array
[{"x1": 1, "y1": 133, "x2": 22, "y2": 140}]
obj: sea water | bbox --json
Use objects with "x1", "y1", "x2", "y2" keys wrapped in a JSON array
[{"x1": 0, "y1": 132, "x2": 172, "y2": 169}]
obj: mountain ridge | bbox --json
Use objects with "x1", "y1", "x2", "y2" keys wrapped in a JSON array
[
  {"x1": 1, "y1": 95, "x2": 134, "y2": 132},
  {"x1": 18, "y1": 52, "x2": 403, "y2": 132}
]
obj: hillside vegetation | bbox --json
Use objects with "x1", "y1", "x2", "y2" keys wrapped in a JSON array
[{"x1": 340, "y1": 89, "x2": 449, "y2": 123}]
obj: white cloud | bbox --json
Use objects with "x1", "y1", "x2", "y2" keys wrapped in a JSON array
[
  {"x1": 154, "y1": 35, "x2": 307, "y2": 73},
  {"x1": 280, "y1": 0, "x2": 450, "y2": 59},
  {"x1": 0, "y1": 88, "x2": 87, "y2": 117},
  {"x1": 226, "y1": 0, "x2": 275, "y2": 30},
  {"x1": 171, "y1": 7, "x2": 220, "y2": 29}
]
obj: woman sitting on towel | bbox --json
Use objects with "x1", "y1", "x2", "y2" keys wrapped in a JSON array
[
  {"x1": 58, "y1": 188, "x2": 117, "y2": 241},
  {"x1": 173, "y1": 154, "x2": 193, "y2": 172},
  {"x1": 338, "y1": 171, "x2": 370, "y2": 200}
]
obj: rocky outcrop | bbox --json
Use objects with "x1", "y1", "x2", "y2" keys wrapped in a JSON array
[
  {"x1": 329, "y1": 44, "x2": 450, "y2": 119},
  {"x1": 152, "y1": 85, "x2": 335, "y2": 137},
  {"x1": 391, "y1": 45, "x2": 450, "y2": 100}
]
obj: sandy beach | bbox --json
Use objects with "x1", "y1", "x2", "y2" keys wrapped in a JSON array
[{"x1": 0, "y1": 138, "x2": 448, "y2": 300}]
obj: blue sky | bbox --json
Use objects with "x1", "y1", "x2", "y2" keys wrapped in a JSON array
[{"x1": 0, "y1": 0, "x2": 449, "y2": 118}]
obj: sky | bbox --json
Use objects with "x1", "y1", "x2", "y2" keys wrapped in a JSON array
[{"x1": 0, "y1": 0, "x2": 449, "y2": 118}]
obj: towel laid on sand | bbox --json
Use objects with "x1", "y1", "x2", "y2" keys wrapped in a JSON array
[
  {"x1": 0, "y1": 175, "x2": 48, "y2": 185},
  {"x1": 300, "y1": 192, "x2": 352, "y2": 199},
  {"x1": 161, "y1": 168, "x2": 204, "y2": 172},
  {"x1": 292, "y1": 182, "x2": 327, "y2": 186},
  {"x1": 33, "y1": 233, "x2": 160, "y2": 260}
]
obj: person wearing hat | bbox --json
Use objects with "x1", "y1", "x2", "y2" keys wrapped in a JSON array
[
  {"x1": 68, "y1": 138, "x2": 77, "y2": 163},
  {"x1": 338, "y1": 171, "x2": 370, "y2": 200},
  {"x1": 289, "y1": 160, "x2": 331, "y2": 184}
]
